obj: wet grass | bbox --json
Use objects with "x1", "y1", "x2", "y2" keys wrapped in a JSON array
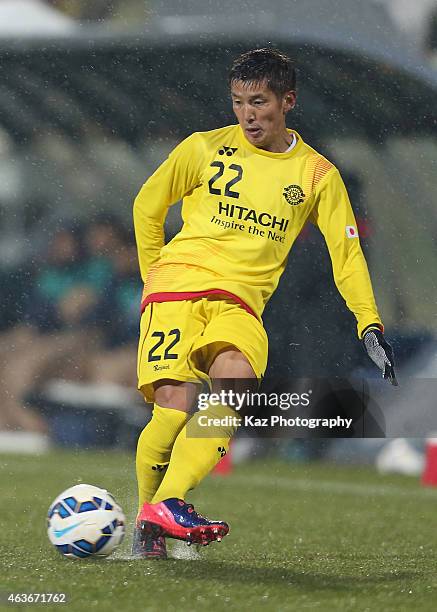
[{"x1": 1, "y1": 450, "x2": 437, "y2": 611}]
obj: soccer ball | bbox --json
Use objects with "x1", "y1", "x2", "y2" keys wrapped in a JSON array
[{"x1": 47, "y1": 484, "x2": 125, "y2": 559}]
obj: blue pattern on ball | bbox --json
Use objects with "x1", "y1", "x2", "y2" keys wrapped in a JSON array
[
  {"x1": 95, "y1": 535, "x2": 110, "y2": 552},
  {"x1": 71, "y1": 546, "x2": 91, "y2": 558},
  {"x1": 74, "y1": 539, "x2": 94, "y2": 553},
  {"x1": 57, "y1": 503, "x2": 71, "y2": 518},
  {"x1": 78, "y1": 500, "x2": 98, "y2": 513},
  {"x1": 64, "y1": 497, "x2": 78, "y2": 512}
]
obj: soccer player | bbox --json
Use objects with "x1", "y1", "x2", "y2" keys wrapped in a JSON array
[{"x1": 132, "y1": 48, "x2": 397, "y2": 559}]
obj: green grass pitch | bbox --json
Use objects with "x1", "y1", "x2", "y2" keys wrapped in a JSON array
[{"x1": 1, "y1": 449, "x2": 437, "y2": 611}]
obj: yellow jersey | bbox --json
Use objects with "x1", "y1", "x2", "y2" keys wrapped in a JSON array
[{"x1": 133, "y1": 124, "x2": 382, "y2": 337}]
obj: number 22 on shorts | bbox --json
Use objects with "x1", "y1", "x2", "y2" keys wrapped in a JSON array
[{"x1": 148, "y1": 329, "x2": 181, "y2": 362}]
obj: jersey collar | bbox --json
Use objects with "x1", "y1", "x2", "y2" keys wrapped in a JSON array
[{"x1": 238, "y1": 125, "x2": 303, "y2": 159}]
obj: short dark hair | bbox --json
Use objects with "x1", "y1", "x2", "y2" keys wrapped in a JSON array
[{"x1": 229, "y1": 48, "x2": 296, "y2": 96}]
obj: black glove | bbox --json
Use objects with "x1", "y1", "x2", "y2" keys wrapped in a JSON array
[{"x1": 363, "y1": 326, "x2": 398, "y2": 386}]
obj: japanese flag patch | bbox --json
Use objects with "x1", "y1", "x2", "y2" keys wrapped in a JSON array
[{"x1": 346, "y1": 225, "x2": 358, "y2": 238}]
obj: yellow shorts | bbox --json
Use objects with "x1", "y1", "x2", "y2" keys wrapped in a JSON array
[{"x1": 137, "y1": 297, "x2": 268, "y2": 402}]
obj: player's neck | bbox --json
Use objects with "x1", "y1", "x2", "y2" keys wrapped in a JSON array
[{"x1": 260, "y1": 129, "x2": 295, "y2": 153}]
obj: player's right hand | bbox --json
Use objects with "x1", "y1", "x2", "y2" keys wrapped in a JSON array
[{"x1": 362, "y1": 327, "x2": 398, "y2": 386}]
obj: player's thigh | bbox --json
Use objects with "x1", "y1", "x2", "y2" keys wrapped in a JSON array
[
  {"x1": 137, "y1": 301, "x2": 206, "y2": 403},
  {"x1": 192, "y1": 301, "x2": 268, "y2": 382},
  {"x1": 209, "y1": 347, "x2": 257, "y2": 378},
  {"x1": 153, "y1": 379, "x2": 199, "y2": 413},
  {"x1": 209, "y1": 347, "x2": 259, "y2": 397}
]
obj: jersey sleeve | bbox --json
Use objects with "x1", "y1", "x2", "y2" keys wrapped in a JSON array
[
  {"x1": 310, "y1": 167, "x2": 383, "y2": 338},
  {"x1": 133, "y1": 133, "x2": 204, "y2": 283}
]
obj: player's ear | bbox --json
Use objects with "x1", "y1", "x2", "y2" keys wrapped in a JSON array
[{"x1": 283, "y1": 91, "x2": 296, "y2": 114}]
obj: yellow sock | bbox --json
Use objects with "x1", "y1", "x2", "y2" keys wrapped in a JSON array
[
  {"x1": 152, "y1": 403, "x2": 239, "y2": 503},
  {"x1": 136, "y1": 404, "x2": 187, "y2": 512}
]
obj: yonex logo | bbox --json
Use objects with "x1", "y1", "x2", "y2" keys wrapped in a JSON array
[
  {"x1": 218, "y1": 446, "x2": 227, "y2": 458},
  {"x1": 218, "y1": 146, "x2": 237, "y2": 156},
  {"x1": 152, "y1": 464, "x2": 167, "y2": 472},
  {"x1": 53, "y1": 521, "x2": 84, "y2": 538}
]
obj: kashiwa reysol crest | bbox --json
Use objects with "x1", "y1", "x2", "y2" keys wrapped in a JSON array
[{"x1": 283, "y1": 184, "x2": 305, "y2": 206}]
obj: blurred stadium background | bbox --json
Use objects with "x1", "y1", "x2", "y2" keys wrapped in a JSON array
[{"x1": 1, "y1": 0, "x2": 437, "y2": 471}]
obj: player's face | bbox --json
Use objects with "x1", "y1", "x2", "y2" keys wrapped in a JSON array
[{"x1": 231, "y1": 80, "x2": 296, "y2": 153}]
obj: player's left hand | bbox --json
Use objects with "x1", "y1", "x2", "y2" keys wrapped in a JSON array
[{"x1": 363, "y1": 327, "x2": 398, "y2": 386}]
